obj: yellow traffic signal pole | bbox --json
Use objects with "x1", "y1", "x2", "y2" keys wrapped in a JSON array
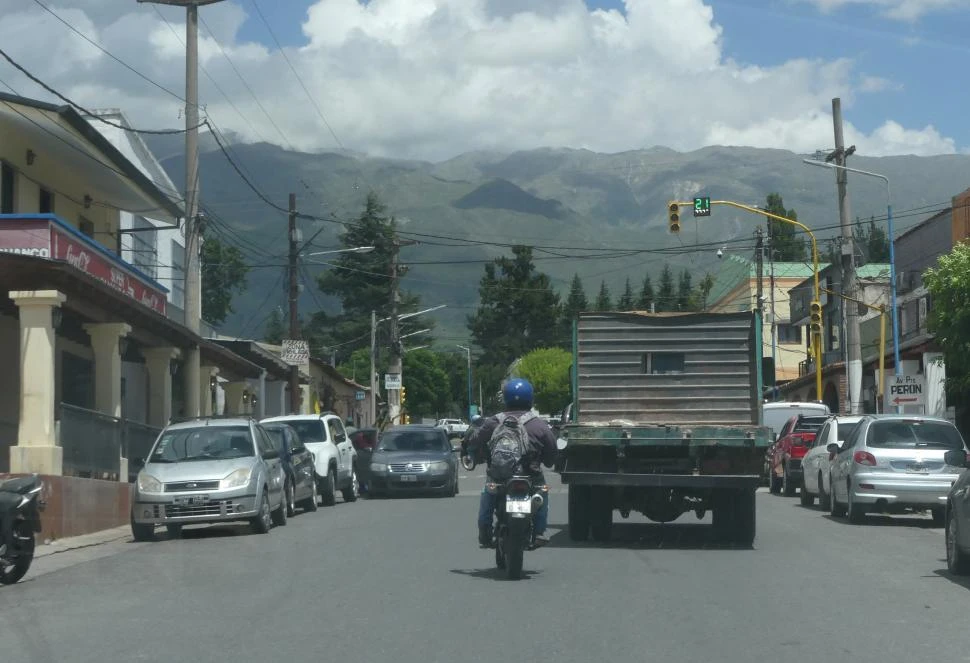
[
  {"x1": 669, "y1": 199, "x2": 823, "y2": 400},
  {"x1": 821, "y1": 286, "x2": 888, "y2": 412}
]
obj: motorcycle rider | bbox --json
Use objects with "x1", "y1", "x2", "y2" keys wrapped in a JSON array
[{"x1": 466, "y1": 378, "x2": 557, "y2": 548}]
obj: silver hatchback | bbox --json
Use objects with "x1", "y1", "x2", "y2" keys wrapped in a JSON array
[
  {"x1": 130, "y1": 417, "x2": 287, "y2": 540},
  {"x1": 828, "y1": 415, "x2": 967, "y2": 525}
]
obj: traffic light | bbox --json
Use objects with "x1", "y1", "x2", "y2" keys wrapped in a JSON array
[
  {"x1": 809, "y1": 300, "x2": 822, "y2": 334},
  {"x1": 667, "y1": 202, "x2": 681, "y2": 233},
  {"x1": 401, "y1": 386, "x2": 407, "y2": 404}
]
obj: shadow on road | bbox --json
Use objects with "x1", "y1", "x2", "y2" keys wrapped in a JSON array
[
  {"x1": 819, "y1": 513, "x2": 941, "y2": 529},
  {"x1": 449, "y1": 567, "x2": 541, "y2": 581},
  {"x1": 543, "y1": 522, "x2": 754, "y2": 551},
  {"x1": 930, "y1": 568, "x2": 970, "y2": 591}
]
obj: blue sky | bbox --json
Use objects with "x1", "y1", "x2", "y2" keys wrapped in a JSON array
[{"x1": 231, "y1": 0, "x2": 967, "y2": 151}]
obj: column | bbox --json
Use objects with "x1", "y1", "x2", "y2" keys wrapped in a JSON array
[
  {"x1": 200, "y1": 365, "x2": 219, "y2": 416},
  {"x1": 83, "y1": 323, "x2": 131, "y2": 418},
  {"x1": 223, "y1": 381, "x2": 249, "y2": 416},
  {"x1": 9, "y1": 290, "x2": 66, "y2": 475},
  {"x1": 923, "y1": 352, "x2": 946, "y2": 418},
  {"x1": 258, "y1": 370, "x2": 267, "y2": 420},
  {"x1": 144, "y1": 347, "x2": 180, "y2": 428}
]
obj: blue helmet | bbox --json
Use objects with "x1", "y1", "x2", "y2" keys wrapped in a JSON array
[{"x1": 503, "y1": 378, "x2": 534, "y2": 410}]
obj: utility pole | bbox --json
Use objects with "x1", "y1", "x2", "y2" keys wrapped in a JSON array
[
  {"x1": 755, "y1": 227, "x2": 764, "y2": 312},
  {"x1": 829, "y1": 98, "x2": 860, "y2": 414},
  {"x1": 138, "y1": 0, "x2": 225, "y2": 418},
  {"x1": 458, "y1": 345, "x2": 472, "y2": 420},
  {"x1": 288, "y1": 192, "x2": 300, "y2": 414},
  {"x1": 386, "y1": 237, "x2": 417, "y2": 427},
  {"x1": 767, "y1": 220, "x2": 778, "y2": 399},
  {"x1": 370, "y1": 310, "x2": 377, "y2": 426}
]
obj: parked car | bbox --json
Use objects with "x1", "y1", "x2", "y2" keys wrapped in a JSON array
[
  {"x1": 943, "y1": 448, "x2": 970, "y2": 574},
  {"x1": 261, "y1": 422, "x2": 319, "y2": 516},
  {"x1": 436, "y1": 418, "x2": 469, "y2": 437},
  {"x1": 828, "y1": 415, "x2": 968, "y2": 525},
  {"x1": 261, "y1": 413, "x2": 359, "y2": 506},
  {"x1": 799, "y1": 415, "x2": 863, "y2": 507},
  {"x1": 130, "y1": 417, "x2": 287, "y2": 540},
  {"x1": 766, "y1": 414, "x2": 829, "y2": 495},
  {"x1": 369, "y1": 425, "x2": 459, "y2": 497},
  {"x1": 350, "y1": 427, "x2": 378, "y2": 493}
]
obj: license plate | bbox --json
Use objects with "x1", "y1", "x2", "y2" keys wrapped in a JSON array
[
  {"x1": 506, "y1": 498, "x2": 532, "y2": 514},
  {"x1": 174, "y1": 495, "x2": 209, "y2": 506},
  {"x1": 399, "y1": 475, "x2": 417, "y2": 482}
]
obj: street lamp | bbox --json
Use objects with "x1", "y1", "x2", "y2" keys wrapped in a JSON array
[
  {"x1": 802, "y1": 159, "x2": 901, "y2": 383},
  {"x1": 457, "y1": 345, "x2": 473, "y2": 421},
  {"x1": 305, "y1": 246, "x2": 375, "y2": 257}
]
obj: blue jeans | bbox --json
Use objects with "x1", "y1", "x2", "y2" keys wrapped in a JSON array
[{"x1": 478, "y1": 480, "x2": 549, "y2": 536}]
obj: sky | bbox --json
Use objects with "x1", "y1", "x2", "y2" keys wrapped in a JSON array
[{"x1": 0, "y1": 0, "x2": 967, "y2": 161}]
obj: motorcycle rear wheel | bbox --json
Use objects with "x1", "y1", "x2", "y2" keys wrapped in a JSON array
[{"x1": 0, "y1": 524, "x2": 35, "y2": 585}]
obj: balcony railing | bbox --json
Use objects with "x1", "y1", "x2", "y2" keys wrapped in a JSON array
[{"x1": 58, "y1": 403, "x2": 161, "y2": 482}]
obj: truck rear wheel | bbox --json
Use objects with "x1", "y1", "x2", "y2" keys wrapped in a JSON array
[
  {"x1": 590, "y1": 486, "x2": 613, "y2": 543},
  {"x1": 568, "y1": 485, "x2": 591, "y2": 541},
  {"x1": 732, "y1": 488, "x2": 756, "y2": 546},
  {"x1": 712, "y1": 490, "x2": 736, "y2": 542}
]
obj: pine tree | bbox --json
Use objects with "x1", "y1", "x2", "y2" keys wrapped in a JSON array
[
  {"x1": 765, "y1": 193, "x2": 806, "y2": 261},
  {"x1": 637, "y1": 273, "x2": 654, "y2": 311},
  {"x1": 677, "y1": 270, "x2": 693, "y2": 311},
  {"x1": 560, "y1": 273, "x2": 589, "y2": 339},
  {"x1": 594, "y1": 281, "x2": 612, "y2": 311},
  {"x1": 657, "y1": 264, "x2": 675, "y2": 312},
  {"x1": 617, "y1": 277, "x2": 635, "y2": 310}
]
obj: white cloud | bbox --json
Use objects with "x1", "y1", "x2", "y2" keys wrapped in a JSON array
[
  {"x1": 859, "y1": 75, "x2": 903, "y2": 92},
  {"x1": 804, "y1": 0, "x2": 968, "y2": 21},
  {"x1": 0, "y1": 0, "x2": 957, "y2": 160}
]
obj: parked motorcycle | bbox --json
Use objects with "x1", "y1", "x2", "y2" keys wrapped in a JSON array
[
  {"x1": 0, "y1": 474, "x2": 44, "y2": 585},
  {"x1": 461, "y1": 453, "x2": 543, "y2": 580}
]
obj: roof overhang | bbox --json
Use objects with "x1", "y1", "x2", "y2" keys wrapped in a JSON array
[
  {"x1": 0, "y1": 93, "x2": 183, "y2": 222},
  {"x1": 213, "y1": 340, "x2": 292, "y2": 381}
]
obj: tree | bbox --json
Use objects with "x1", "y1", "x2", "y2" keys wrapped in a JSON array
[
  {"x1": 561, "y1": 273, "x2": 588, "y2": 337},
  {"x1": 263, "y1": 308, "x2": 285, "y2": 344},
  {"x1": 594, "y1": 281, "x2": 612, "y2": 311},
  {"x1": 200, "y1": 236, "x2": 249, "y2": 325},
  {"x1": 923, "y1": 244, "x2": 970, "y2": 394},
  {"x1": 657, "y1": 264, "x2": 675, "y2": 311},
  {"x1": 401, "y1": 349, "x2": 450, "y2": 420},
  {"x1": 765, "y1": 193, "x2": 806, "y2": 261},
  {"x1": 618, "y1": 277, "x2": 635, "y2": 311},
  {"x1": 468, "y1": 245, "x2": 562, "y2": 371},
  {"x1": 854, "y1": 215, "x2": 890, "y2": 264},
  {"x1": 677, "y1": 269, "x2": 693, "y2": 311},
  {"x1": 691, "y1": 273, "x2": 716, "y2": 311},
  {"x1": 513, "y1": 347, "x2": 572, "y2": 414},
  {"x1": 637, "y1": 274, "x2": 654, "y2": 311}
]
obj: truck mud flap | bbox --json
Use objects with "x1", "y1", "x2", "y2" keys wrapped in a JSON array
[{"x1": 560, "y1": 472, "x2": 761, "y2": 489}]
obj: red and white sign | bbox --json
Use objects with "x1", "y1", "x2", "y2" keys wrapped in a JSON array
[{"x1": 0, "y1": 216, "x2": 167, "y2": 315}]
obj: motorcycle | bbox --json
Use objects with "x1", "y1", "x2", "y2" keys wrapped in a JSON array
[
  {"x1": 461, "y1": 452, "x2": 544, "y2": 580},
  {"x1": 0, "y1": 474, "x2": 44, "y2": 585}
]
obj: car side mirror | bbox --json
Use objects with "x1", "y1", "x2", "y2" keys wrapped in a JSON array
[
  {"x1": 290, "y1": 446, "x2": 304, "y2": 455},
  {"x1": 826, "y1": 443, "x2": 839, "y2": 455},
  {"x1": 944, "y1": 449, "x2": 969, "y2": 468},
  {"x1": 263, "y1": 449, "x2": 280, "y2": 460}
]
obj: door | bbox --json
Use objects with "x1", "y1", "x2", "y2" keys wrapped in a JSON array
[
  {"x1": 255, "y1": 426, "x2": 285, "y2": 505},
  {"x1": 287, "y1": 428, "x2": 315, "y2": 501},
  {"x1": 327, "y1": 418, "x2": 352, "y2": 481},
  {"x1": 830, "y1": 423, "x2": 862, "y2": 503},
  {"x1": 803, "y1": 421, "x2": 831, "y2": 490}
]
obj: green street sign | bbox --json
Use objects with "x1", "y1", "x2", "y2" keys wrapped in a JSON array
[{"x1": 693, "y1": 196, "x2": 711, "y2": 217}]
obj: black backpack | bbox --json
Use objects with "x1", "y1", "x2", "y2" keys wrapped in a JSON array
[{"x1": 487, "y1": 412, "x2": 536, "y2": 480}]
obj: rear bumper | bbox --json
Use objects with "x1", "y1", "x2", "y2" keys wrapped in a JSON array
[
  {"x1": 850, "y1": 475, "x2": 956, "y2": 508},
  {"x1": 560, "y1": 472, "x2": 761, "y2": 489}
]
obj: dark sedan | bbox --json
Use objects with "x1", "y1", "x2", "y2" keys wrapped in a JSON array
[
  {"x1": 368, "y1": 426, "x2": 459, "y2": 497},
  {"x1": 262, "y1": 422, "x2": 319, "y2": 516}
]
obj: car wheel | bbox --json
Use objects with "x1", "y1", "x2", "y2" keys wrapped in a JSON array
[
  {"x1": 818, "y1": 473, "x2": 831, "y2": 511},
  {"x1": 931, "y1": 506, "x2": 945, "y2": 527},
  {"x1": 783, "y1": 465, "x2": 796, "y2": 497},
  {"x1": 341, "y1": 468, "x2": 359, "y2": 503},
  {"x1": 947, "y1": 509, "x2": 970, "y2": 575},
  {"x1": 320, "y1": 469, "x2": 337, "y2": 507},
  {"x1": 769, "y1": 469, "x2": 782, "y2": 494},
  {"x1": 301, "y1": 478, "x2": 319, "y2": 512},
  {"x1": 799, "y1": 474, "x2": 814, "y2": 507},
  {"x1": 166, "y1": 524, "x2": 183, "y2": 539},
  {"x1": 285, "y1": 480, "x2": 296, "y2": 518},
  {"x1": 829, "y1": 474, "x2": 846, "y2": 517},
  {"x1": 451, "y1": 473, "x2": 459, "y2": 497},
  {"x1": 251, "y1": 492, "x2": 272, "y2": 534},
  {"x1": 847, "y1": 482, "x2": 866, "y2": 524},
  {"x1": 131, "y1": 515, "x2": 155, "y2": 543}
]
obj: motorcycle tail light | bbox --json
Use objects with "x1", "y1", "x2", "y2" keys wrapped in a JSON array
[{"x1": 507, "y1": 479, "x2": 530, "y2": 496}]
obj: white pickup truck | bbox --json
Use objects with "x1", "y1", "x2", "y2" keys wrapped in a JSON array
[{"x1": 436, "y1": 418, "x2": 469, "y2": 437}]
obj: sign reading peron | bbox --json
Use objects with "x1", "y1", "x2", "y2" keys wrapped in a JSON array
[{"x1": 885, "y1": 374, "x2": 925, "y2": 410}]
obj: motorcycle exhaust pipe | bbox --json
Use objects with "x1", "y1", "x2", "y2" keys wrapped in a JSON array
[{"x1": 531, "y1": 493, "x2": 544, "y2": 510}]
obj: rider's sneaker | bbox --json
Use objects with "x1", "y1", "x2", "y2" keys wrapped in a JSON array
[
  {"x1": 478, "y1": 524, "x2": 493, "y2": 548},
  {"x1": 531, "y1": 535, "x2": 549, "y2": 549}
]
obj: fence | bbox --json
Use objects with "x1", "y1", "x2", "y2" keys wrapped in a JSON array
[{"x1": 58, "y1": 403, "x2": 161, "y2": 482}]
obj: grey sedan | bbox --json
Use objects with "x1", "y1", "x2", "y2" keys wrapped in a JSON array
[
  {"x1": 368, "y1": 425, "x2": 459, "y2": 497},
  {"x1": 828, "y1": 414, "x2": 967, "y2": 525},
  {"x1": 130, "y1": 417, "x2": 287, "y2": 540}
]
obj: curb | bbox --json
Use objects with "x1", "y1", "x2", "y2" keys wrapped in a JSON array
[{"x1": 33, "y1": 525, "x2": 132, "y2": 559}]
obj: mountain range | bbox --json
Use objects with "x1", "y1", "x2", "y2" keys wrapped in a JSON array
[{"x1": 144, "y1": 134, "x2": 970, "y2": 348}]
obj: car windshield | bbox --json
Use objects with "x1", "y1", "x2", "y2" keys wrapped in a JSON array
[
  {"x1": 283, "y1": 420, "x2": 326, "y2": 443},
  {"x1": 149, "y1": 426, "x2": 254, "y2": 462},
  {"x1": 866, "y1": 420, "x2": 965, "y2": 450},
  {"x1": 794, "y1": 417, "x2": 828, "y2": 433},
  {"x1": 378, "y1": 430, "x2": 450, "y2": 452}
]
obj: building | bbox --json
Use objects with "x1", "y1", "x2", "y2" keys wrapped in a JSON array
[
  {"x1": 785, "y1": 263, "x2": 890, "y2": 413},
  {"x1": 705, "y1": 254, "x2": 818, "y2": 385},
  {"x1": 0, "y1": 93, "x2": 267, "y2": 538}
]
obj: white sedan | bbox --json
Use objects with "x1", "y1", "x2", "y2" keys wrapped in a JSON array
[{"x1": 799, "y1": 415, "x2": 863, "y2": 508}]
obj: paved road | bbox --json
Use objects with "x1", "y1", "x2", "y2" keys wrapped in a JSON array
[{"x1": 2, "y1": 473, "x2": 968, "y2": 663}]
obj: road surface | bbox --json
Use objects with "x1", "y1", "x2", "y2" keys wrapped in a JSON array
[{"x1": 2, "y1": 472, "x2": 965, "y2": 663}]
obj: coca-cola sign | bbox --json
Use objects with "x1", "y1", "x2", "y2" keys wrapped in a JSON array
[{"x1": 0, "y1": 216, "x2": 167, "y2": 315}]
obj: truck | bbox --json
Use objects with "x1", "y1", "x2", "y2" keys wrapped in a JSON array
[{"x1": 557, "y1": 310, "x2": 772, "y2": 546}]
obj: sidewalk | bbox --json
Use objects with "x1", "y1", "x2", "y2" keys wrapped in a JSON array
[{"x1": 33, "y1": 525, "x2": 132, "y2": 559}]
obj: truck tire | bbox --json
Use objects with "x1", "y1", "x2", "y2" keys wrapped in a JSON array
[
  {"x1": 590, "y1": 486, "x2": 613, "y2": 543},
  {"x1": 712, "y1": 490, "x2": 736, "y2": 542},
  {"x1": 568, "y1": 485, "x2": 592, "y2": 541},
  {"x1": 732, "y1": 488, "x2": 756, "y2": 546}
]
